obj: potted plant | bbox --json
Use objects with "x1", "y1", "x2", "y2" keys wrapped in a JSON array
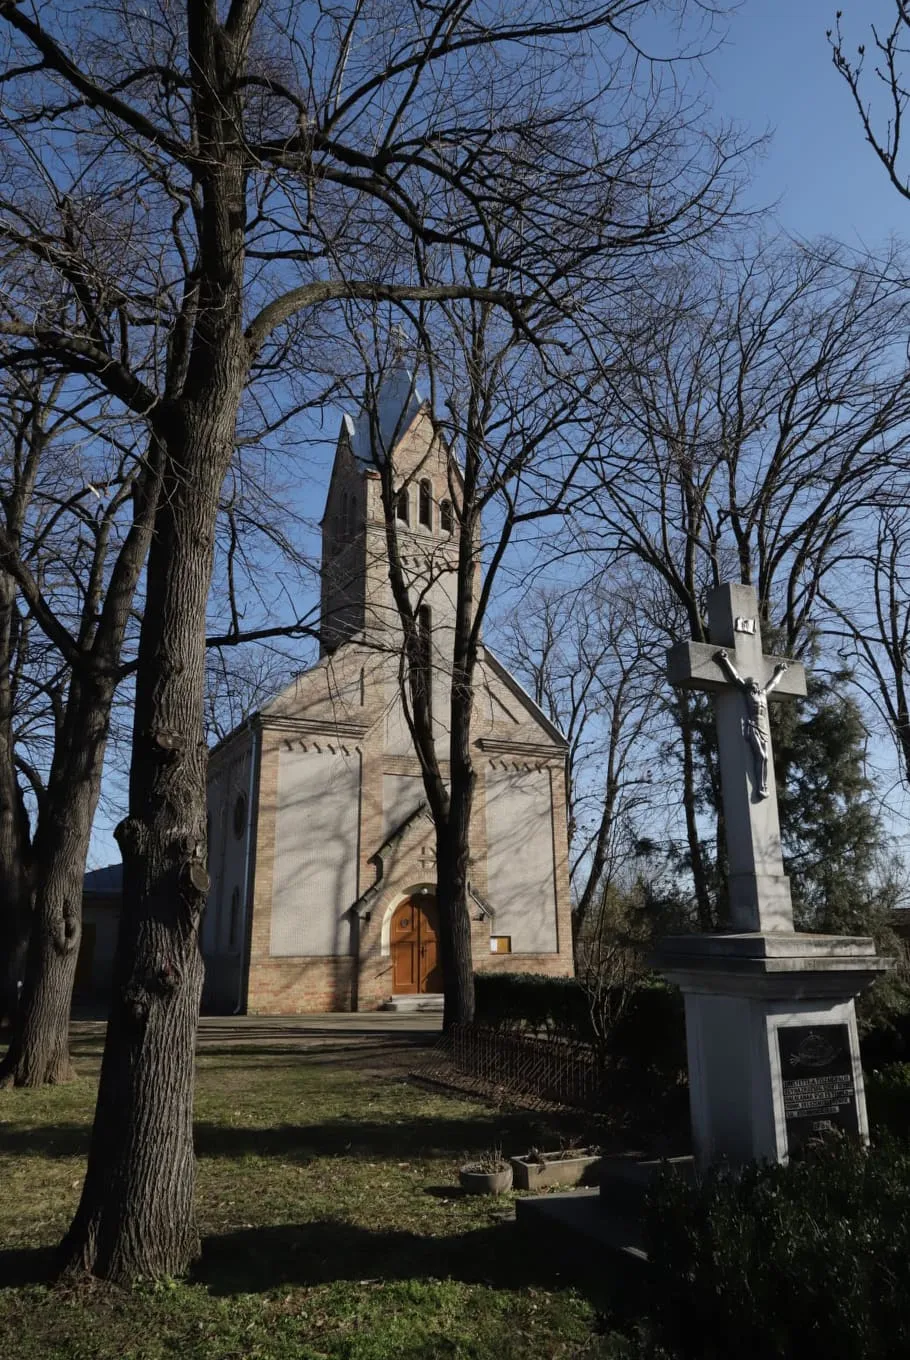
[
  {"x1": 510, "y1": 1144, "x2": 602, "y2": 1191},
  {"x1": 459, "y1": 1149, "x2": 513, "y2": 1195}
]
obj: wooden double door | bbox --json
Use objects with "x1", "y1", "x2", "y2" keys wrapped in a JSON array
[{"x1": 391, "y1": 896, "x2": 443, "y2": 994}]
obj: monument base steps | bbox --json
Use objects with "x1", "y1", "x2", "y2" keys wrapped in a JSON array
[{"x1": 515, "y1": 1155, "x2": 693, "y2": 1270}]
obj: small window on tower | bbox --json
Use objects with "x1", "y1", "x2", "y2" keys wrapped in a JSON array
[
  {"x1": 440, "y1": 500, "x2": 453, "y2": 534},
  {"x1": 419, "y1": 479, "x2": 432, "y2": 529},
  {"x1": 396, "y1": 487, "x2": 409, "y2": 524}
]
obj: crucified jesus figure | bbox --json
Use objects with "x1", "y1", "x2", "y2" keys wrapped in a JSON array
[{"x1": 715, "y1": 650, "x2": 790, "y2": 798}]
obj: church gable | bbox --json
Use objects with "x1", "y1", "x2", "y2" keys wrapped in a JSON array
[
  {"x1": 473, "y1": 649, "x2": 568, "y2": 755},
  {"x1": 260, "y1": 644, "x2": 376, "y2": 736}
]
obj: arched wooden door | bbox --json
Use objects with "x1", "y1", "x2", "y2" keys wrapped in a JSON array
[{"x1": 391, "y1": 896, "x2": 443, "y2": 994}]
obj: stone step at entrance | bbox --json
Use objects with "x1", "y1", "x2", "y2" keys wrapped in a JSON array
[{"x1": 380, "y1": 993, "x2": 444, "y2": 1013}]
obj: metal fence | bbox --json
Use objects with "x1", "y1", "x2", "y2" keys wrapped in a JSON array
[{"x1": 415, "y1": 1022, "x2": 606, "y2": 1112}]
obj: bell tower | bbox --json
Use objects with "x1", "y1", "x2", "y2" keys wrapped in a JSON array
[{"x1": 319, "y1": 368, "x2": 461, "y2": 657}]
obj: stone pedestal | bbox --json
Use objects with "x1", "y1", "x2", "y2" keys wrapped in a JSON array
[{"x1": 656, "y1": 932, "x2": 889, "y2": 1169}]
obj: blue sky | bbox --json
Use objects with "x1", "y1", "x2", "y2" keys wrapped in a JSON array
[
  {"x1": 89, "y1": 1, "x2": 910, "y2": 868},
  {"x1": 706, "y1": 0, "x2": 906, "y2": 245}
]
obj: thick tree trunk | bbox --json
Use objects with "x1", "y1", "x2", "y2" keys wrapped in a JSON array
[
  {"x1": 0, "y1": 569, "x2": 31, "y2": 1032},
  {"x1": 60, "y1": 392, "x2": 240, "y2": 1280},
  {"x1": 1, "y1": 803, "x2": 96, "y2": 1086},
  {"x1": 0, "y1": 886, "x2": 79, "y2": 1086},
  {"x1": 0, "y1": 670, "x2": 116, "y2": 1086},
  {"x1": 0, "y1": 834, "x2": 30, "y2": 1034},
  {"x1": 58, "y1": 0, "x2": 250, "y2": 1272},
  {"x1": 436, "y1": 805, "x2": 476, "y2": 1031}
]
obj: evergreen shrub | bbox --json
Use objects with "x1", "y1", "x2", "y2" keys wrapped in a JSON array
[
  {"x1": 473, "y1": 971, "x2": 590, "y2": 1040},
  {"x1": 472, "y1": 972, "x2": 685, "y2": 1075},
  {"x1": 866, "y1": 1062, "x2": 910, "y2": 1140},
  {"x1": 644, "y1": 1140, "x2": 910, "y2": 1360}
]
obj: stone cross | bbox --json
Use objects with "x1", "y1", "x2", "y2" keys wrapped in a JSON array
[{"x1": 667, "y1": 583, "x2": 806, "y2": 934}]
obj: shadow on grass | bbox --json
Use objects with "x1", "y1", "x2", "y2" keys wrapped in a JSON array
[
  {"x1": 0, "y1": 1109, "x2": 591, "y2": 1163},
  {"x1": 0, "y1": 1244, "x2": 58, "y2": 1288},
  {"x1": 0, "y1": 1220, "x2": 635, "y2": 1318},
  {"x1": 192, "y1": 1216, "x2": 624, "y2": 1306},
  {"x1": 193, "y1": 1109, "x2": 591, "y2": 1162},
  {"x1": 0, "y1": 1123, "x2": 90, "y2": 1158}
]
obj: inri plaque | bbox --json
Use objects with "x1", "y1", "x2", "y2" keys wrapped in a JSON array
[{"x1": 777, "y1": 1024, "x2": 860, "y2": 1153}]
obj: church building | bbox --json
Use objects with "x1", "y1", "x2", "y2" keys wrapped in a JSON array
[{"x1": 201, "y1": 371, "x2": 575, "y2": 1013}]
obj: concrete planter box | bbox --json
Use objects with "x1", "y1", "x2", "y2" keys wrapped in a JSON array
[
  {"x1": 510, "y1": 1150, "x2": 602, "y2": 1191},
  {"x1": 459, "y1": 1164, "x2": 513, "y2": 1195}
]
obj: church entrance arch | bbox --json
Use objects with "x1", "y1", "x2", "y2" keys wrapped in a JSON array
[{"x1": 391, "y1": 895, "x2": 443, "y2": 994}]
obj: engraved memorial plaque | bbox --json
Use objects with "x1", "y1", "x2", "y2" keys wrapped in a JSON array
[{"x1": 777, "y1": 1024, "x2": 859, "y2": 1153}]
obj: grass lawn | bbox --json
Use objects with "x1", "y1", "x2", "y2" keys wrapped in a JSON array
[{"x1": 0, "y1": 1021, "x2": 639, "y2": 1360}]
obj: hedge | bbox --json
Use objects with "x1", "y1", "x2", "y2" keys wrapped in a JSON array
[
  {"x1": 473, "y1": 971, "x2": 590, "y2": 1040},
  {"x1": 866, "y1": 1062, "x2": 910, "y2": 1141},
  {"x1": 472, "y1": 971, "x2": 686, "y2": 1076},
  {"x1": 644, "y1": 1139, "x2": 910, "y2": 1360}
]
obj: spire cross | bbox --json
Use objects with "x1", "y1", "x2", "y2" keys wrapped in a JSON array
[{"x1": 667, "y1": 583, "x2": 807, "y2": 934}]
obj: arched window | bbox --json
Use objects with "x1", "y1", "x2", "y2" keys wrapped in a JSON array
[
  {"x1": 440, "y1": 500, "x2": 453, "y2": 534},
  {"x1": 419, "y1": 479, "x2": 432, "y2": 529},
  {"x1": 396, "y1": 487, "x2": 409, "y2": 524}
]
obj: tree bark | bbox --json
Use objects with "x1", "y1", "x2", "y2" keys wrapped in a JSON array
[
  {"x1": 1, "y1": 885, "x2": 79, "y2": 1086},
  {"x1": 60, "y1": 383, "x2": 243, "y2": 1280},
  {"x1": 0, "y1": 568, "x2": 32, "y2": 1031},
  {"x1": 678, "y1": 693, "x2": 713, "y2": 930},
  {"x1": 436, "y1": 796, "x2": 476, "y2": 1031},
  {"x1": 437, "y1": 496, "x2": 481, "y2": 1031},
  {"x1": 574, "y1": 696, "x2": 625, "y2": 936},
  {"x1": 55, "y1": 0, "x2": 252, "y2": 1277},
  {"x1": 0, "y1": 671, "x2": 115, "y2": 1085}
]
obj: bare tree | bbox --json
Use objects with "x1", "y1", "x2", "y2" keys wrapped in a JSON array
[
  {"x1": 831, "y1": 4, "x2": 910, "y2": 203},
  {"x1": 828, "y1": 3, "x2": 910, "y2": 788},
  {"x1": 0, "y1": 370, "x2": 58, "y2": 1029},
  {"x1": 0, "y1": 0, "x2": 743, "y2": 1279},
  {"x1": 0, "y1": 371, "x2": 160, "y2": 1085},
  {"x1": 820, "y1": 511, "x2": 910, "y2": 791},
  {"x1": 499, "y1": 577, "x2": 663, "y2": 936},
  {"x1": 0, "y1": 366, "x2": 322, "y2": 1087},
  {"x1": 349, "y1": 307, "x2": 608, "y2": 1024},
  {"x1": 588, "y1": 239, "x2": 910, "y2": 914}
]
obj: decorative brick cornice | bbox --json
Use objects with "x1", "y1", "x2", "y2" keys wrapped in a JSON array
[
  {"x1": 259, "y1": 715, "x2": 368, "y2": 740},
  {"x1": 477, "y1": 737, "x2": 564, "y2": 760}
]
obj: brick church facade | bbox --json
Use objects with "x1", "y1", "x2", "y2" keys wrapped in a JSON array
[{"x1": 201, "y1": 370, "x2": 575, "y2": 1013}]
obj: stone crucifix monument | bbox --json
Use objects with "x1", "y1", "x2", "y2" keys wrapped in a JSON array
[{"x1": 656, "y1": 582, "x2": 889, "y2": 1170}]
